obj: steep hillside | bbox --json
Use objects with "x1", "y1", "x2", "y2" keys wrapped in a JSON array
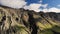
[{"x1": 0, "y1": 6, "x2": 60, "y2": 34}]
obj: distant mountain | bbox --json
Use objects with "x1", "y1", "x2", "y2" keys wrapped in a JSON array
[{"x1": 0, "y1": 6, "x2": 60, "y2": 34}]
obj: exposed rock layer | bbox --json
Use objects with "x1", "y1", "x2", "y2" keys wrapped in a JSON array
[{"x1": 0, "y1": 6, "x2": 60, "y2": 34}]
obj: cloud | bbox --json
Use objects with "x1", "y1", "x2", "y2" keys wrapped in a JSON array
[
  {"x1": 42, "y1": 4, "x2": 48, "y2": 8},
  {"x1": 24, "y1": 3, "x2": 48, "y2": 12},
  {"x1": 1, "y1": 0, "x2": 59, "y2": 13},
  {"x1": 42, "y1": 7, "x2": 60, "y2": 13},
  {"x1": 24, "y1": 3, "x2": 42, "y2": 12},
  {"x1": 48, "y1": 7, "x2": 60, "y2": 13},
  {"x1": 0, "y1": 0, "x2": 27, "y2": 9},
  {"x1": 0, "y1": 0, "x2": 48, "y2": 12}
]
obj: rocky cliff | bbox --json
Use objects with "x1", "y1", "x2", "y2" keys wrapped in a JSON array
[{"x1": 0, "y1": 6, "x2": 60, "y2": 34}]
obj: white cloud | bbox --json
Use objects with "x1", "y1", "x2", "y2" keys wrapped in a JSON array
[
  {"x1": 42, "y1": 4, "x2": 48, "y2": 8},
  {"x1": 42, "y1": 7, "x2": 60, "y2": 13},
  {"x1": 24, "y1": 3, "x2": 48, "y2": 12},
  {"x1": 0, "y1": 0, "x2": 48, "y2": 12},
  {"x1": 24, "y1": 3, "x2": 41, "y2": 12},
  {"x1": 1, "y1": 0, "x2": 60, "y2": 13},
  {"x1": 0, "y1": 0, "x2": 27, "y2": 9},
  {"x1": 28, "y1": 3, "x2": 41, "y2": 12},
  {"x1": 48, "y1": 7, "x2": 60, "y2": 13}
]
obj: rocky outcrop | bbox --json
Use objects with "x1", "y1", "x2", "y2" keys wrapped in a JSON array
[{"x1": 0, "y1": 6, "x2": 60, "y2": 34}]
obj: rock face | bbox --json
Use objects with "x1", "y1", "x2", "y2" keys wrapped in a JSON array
[{"x1": 0, "y1": 6, "x2": 60, "y2": 34}]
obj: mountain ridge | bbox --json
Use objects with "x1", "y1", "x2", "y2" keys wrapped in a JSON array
[{"x1": 0, "y1": 6, "x2": 60, "y2": 34}]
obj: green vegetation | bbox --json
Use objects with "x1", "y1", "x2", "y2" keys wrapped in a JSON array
[{"x1": 0, "y1": 7, "x2": 60, "y2": 34}]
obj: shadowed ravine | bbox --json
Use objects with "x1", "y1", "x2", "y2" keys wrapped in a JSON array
[{"x1": 0, "y1": 6, "x2": 60, "y2": 34}]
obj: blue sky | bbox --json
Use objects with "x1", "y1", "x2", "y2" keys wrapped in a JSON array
[
  {"x1": 26, "y1": 0, "x2": 40, "y2": 5},
  {"x1": 26, "y1": 0, "x2": 60, "y2": 8}
]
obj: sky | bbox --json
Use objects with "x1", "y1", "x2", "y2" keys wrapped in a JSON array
[
  {"x1": 0, "y1": 0, "x2": 60, "y2": 12},
  {"x1": 26, "y1": 0, "x2": 60, "y2": 8}
]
